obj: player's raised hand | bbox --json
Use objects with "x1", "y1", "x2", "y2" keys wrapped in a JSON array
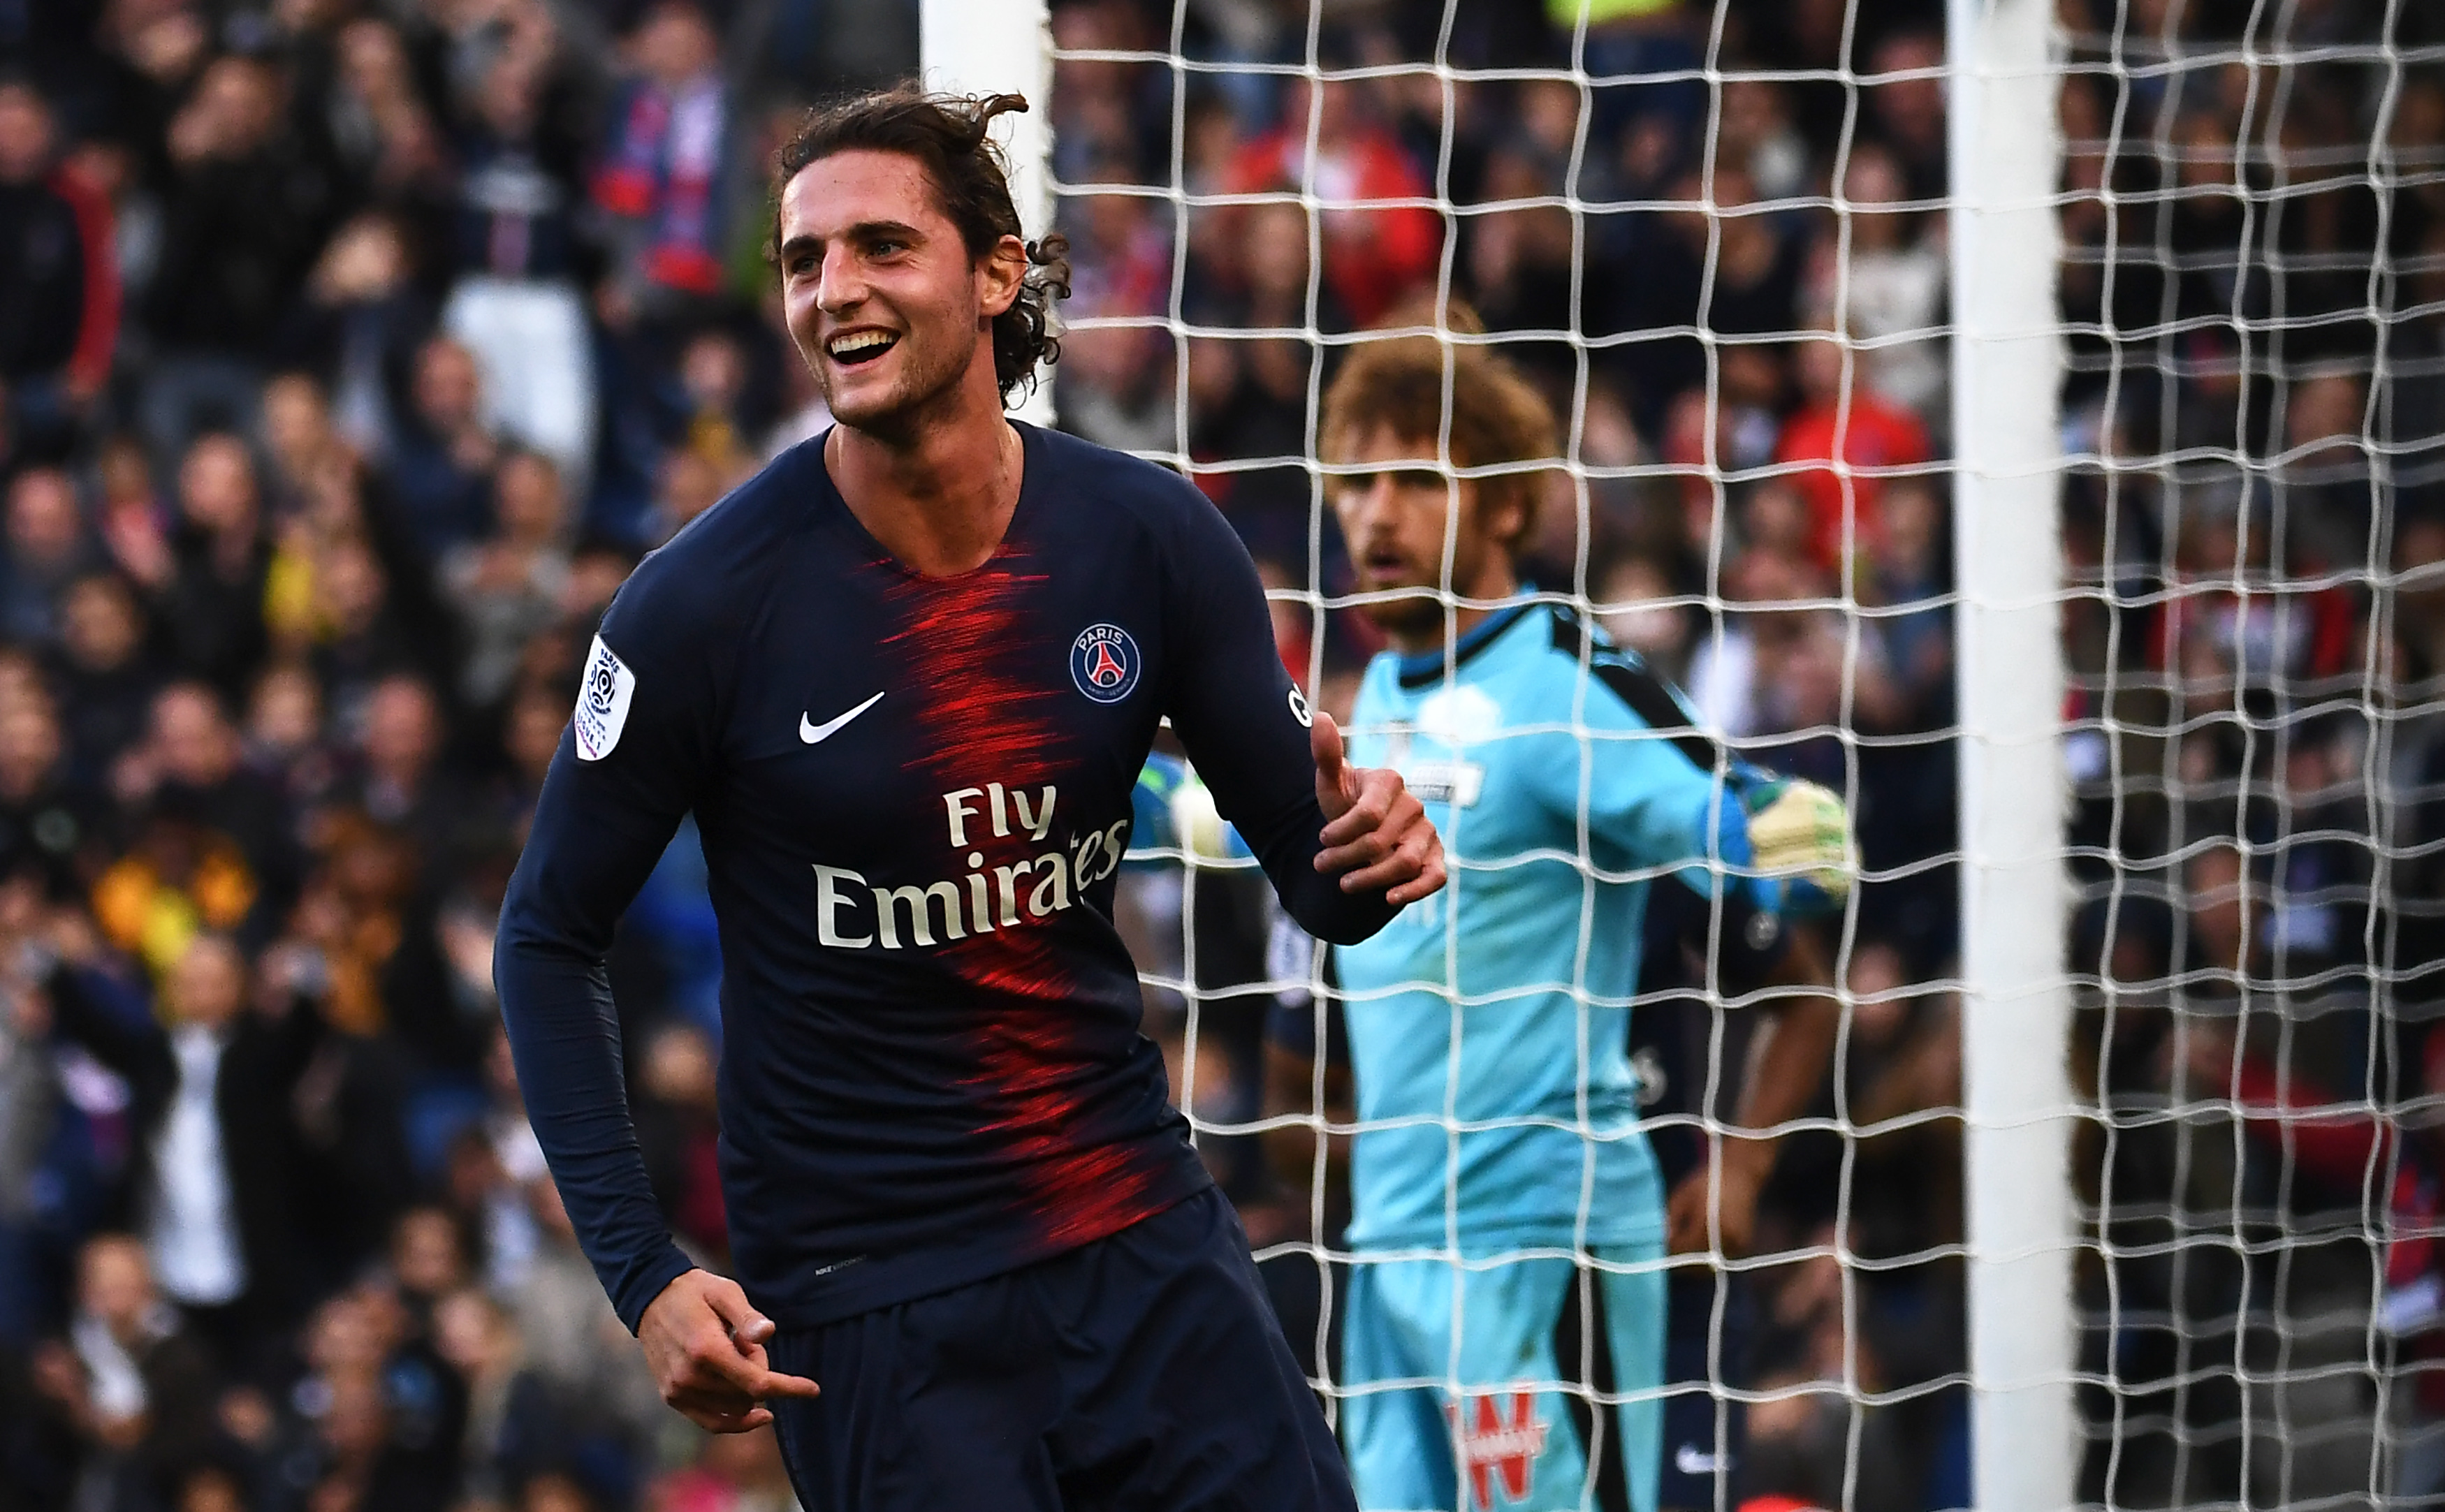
[
  {"x1": 638, "y1": 1268, "x2": 821, "y2": 1433},
  {"x1": 1311, "y1": 710, "x2": 1446, "y2": 907}
]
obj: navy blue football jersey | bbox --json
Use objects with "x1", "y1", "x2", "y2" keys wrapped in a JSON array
[{"x1": 496, "y1": 423, "x2": 1397, "y2": 1332}]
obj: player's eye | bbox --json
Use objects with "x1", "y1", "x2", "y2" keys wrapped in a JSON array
[
  {"x1": 1338, "y1": 472, "x2": 1380, "y2": 499},
  {"x1": 1393, "y1": 468, "x2": 1447, "y2": 492}
]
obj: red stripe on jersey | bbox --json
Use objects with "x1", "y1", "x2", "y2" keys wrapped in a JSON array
[
  {"x1": 954, "y1": 932, "x2": 1176, "y2": 1247},
  {"x1": 879, "y1": 552, "x2": 1170, "y2": 1245}
]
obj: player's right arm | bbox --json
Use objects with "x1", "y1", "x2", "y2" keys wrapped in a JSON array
[{"x1": 494, "y1": 565, "x2": 816, "y2": 1432}]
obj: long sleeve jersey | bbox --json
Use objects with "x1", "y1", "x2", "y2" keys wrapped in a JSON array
[{"x1": 496, "y1": 423, "x2": 1396, "y2": 1331}]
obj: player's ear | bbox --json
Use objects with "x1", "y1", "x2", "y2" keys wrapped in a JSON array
[
  {"x1": 1487, "y1": 486, "x2": 1531, "y2": 553},
  {"x1": 978, "y1": 233, "x2": 1028, "y2": 318}
]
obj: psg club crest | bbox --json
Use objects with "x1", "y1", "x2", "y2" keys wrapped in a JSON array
[{"x1": 1070, "y1": 623, "x2": 1141, "y2": 704}]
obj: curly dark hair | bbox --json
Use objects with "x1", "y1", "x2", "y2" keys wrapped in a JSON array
[{"x1": 768, "y1": 87, "x2": 1071, "y2": 406}]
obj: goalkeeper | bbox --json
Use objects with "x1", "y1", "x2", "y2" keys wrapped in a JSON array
[{"x1": 1322, "y1": 322, "x2": 1845, "y2": 1512}]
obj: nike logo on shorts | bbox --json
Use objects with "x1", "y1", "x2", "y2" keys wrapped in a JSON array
[{"x1": 802, "y1": 691, "x2": 886, "y2": 744}]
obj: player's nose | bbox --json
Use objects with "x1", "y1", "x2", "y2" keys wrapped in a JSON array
[
  {"x1": 1347, "y1": 474, "x2": 1399, "y2": 529},
  {"x1": 815, "y1": 244, "x2": 868, "y2": 313}
]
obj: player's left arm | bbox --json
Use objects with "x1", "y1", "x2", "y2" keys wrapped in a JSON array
[
  {"x1": 1160, "y1": 493, "x2": 1443, "y2": 944},
  {"x1": 1663, "y1": 922, "x2": 1841, "y2": 1258},
  {"x1": 1533, "y1": 654, "x2": 1853, "y2": 911}
]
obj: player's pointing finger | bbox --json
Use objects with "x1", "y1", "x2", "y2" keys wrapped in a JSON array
[
  {"x1": 694, "y1": 1336, "x2": 821, "y2": 1414},
  {"x1": 1310, "y1": 706, "x2": 1344, "y2": 772},
  {"x1": 1311, "y1": 710, "x2": 1357, "y2": 819},
  {"x1": 751, "y1": 1365, "x2": 824, "y2": 1401}
]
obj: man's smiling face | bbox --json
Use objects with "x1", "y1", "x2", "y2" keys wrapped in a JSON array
[{"x1": 776, "y1": 148, "x2": 1014, "y2": 435}]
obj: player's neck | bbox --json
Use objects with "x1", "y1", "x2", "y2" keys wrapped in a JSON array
[
  {"x1": 828, "y1": 363, "x2": 1022, "y2": 578},
  {"x1": 1380, "y1": 563, "x2": 1522, "y2": 656}
]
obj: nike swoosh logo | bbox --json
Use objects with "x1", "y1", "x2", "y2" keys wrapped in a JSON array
[{"x1": 801, "y1": 691, "x2": 885, "y2": 744}]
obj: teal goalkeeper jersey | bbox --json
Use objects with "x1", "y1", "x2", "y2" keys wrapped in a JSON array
[{"x1": 1336, "y1": 601, "x2": 1751, "y2": 1254}]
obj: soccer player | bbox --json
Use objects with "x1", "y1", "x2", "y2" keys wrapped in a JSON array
[
  {"x1": 1321, "y1": 323, "x2": 1846, "y2": 1512},
  {"x1": 494, "y1": 89, "x2": 1445, "y2": 1511}
]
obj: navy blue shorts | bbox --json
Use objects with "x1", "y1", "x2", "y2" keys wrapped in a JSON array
[
  {"x1": 1658, "y1": 1268, "x2": 1751, "y2": 1510},
  {"x1": 766, "y1": 1188, "x2": 1357, "y2": 1512}
]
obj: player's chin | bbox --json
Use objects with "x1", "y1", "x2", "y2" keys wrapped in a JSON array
[
  {"x1": 824, "y1": 372, "x2": 910, "y2": 430},
  {"x1": 1355, "y1": 591, "x2": 1445, "y2": 638}
]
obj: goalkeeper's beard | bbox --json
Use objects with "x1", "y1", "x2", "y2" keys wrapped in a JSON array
[{"x1": 1355, "y1": 584, "x2": 1466, "y2": 650}]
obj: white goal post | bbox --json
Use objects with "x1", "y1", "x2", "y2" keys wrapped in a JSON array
[
  {"x1": 1947, "y1": 1, "x2": 2076, "y2": 1509},
  {"x1": 919, "y1": 0, "x2": 1056, "y2": 430}
]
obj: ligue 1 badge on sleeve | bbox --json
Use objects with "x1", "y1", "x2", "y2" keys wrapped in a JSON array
[
  {"x1": 1070, "y1": 623, "x2": 1141, "y2": 705},
  {"x1": 574, "y1": 633, "x2": 636, "y2": 761}
]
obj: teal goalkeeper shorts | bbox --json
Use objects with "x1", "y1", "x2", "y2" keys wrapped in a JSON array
[{"x1": 1341, "y1": 1241, "x2": 1667, "y2": 1512}]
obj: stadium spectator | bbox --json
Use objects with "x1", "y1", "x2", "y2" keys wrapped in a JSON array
[
  {"x1": 154, "y1": 435, "x2": 275, "y2": 699},
  {"x1": 1807, "y1": 142, "x2": 1946, "y2": 427},
  {"x1": 441, "y1": 27, "x2": 599, "y2": 491},
  {"x1": 1864, "y1": 30, "x2": 1948, "y2": 202},
  {"x1": 506, "y1": 1176, "x2": 666, "y2": 1453},
  {"x1": 1217, "y1": 64, "x2": 1440, "y2": 329},
  {"x1": 431, "y1": 1285, "x2": 578, "y2": 1506},
  {"x1": 319, "y1": 15, "x2": 451, "y2": 221},
  {"x1": 0, "y1": 469, "x2": 96, "y2": 646},
  {"x1": 45, "y1": 934, "x2": 322, "y2": 1358},
  {"x1": 0, "y1": 80, "x2": 115, "y2": 464},
  {"x1": 139, "y1": 52, "x2": 337, "y2": 462},
  {"x1": 34, "y1": 1235, "x2": 222, "y2": 1499},
  {"x1": 591, "y1": 3, "x2": 738, "y2": 311},
  {"x1": 441, "y1": 451, "x2": 573, "y2": 711},
  {"x1": 1776, "y1": 326, "x2": 1934, "y2": 574},
  {"x1": 388, "y1": 336, "x2": 503, "y2": 562},
  {"x1": 634, "y1": 1020, "x2": 726, "y2": 1267},
  {"x1": 54, "y1": 570, "x2": 159, "y2": 781},
  {"x1": 290, "y1": 212, "x2": 430, "y2": 471}
]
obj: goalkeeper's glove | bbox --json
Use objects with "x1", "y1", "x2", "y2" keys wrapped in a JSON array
[
  {"x1": 1736, "y1": 772, "x2": 1854, "y2": 916},
  {"x1": 1167, "y1": 770, "x2": 1245, "y2": 862},
  {"x1": 1130, "y1": 755, "x2": 1248, "y2": 864}
]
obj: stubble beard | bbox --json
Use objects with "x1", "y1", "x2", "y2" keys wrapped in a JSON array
[
  {"x1": 1356, "y1": 582, "x2": 1453, "y2": 644},
  {"x1": 812, "y1": 321, "x2": 979, "y2": 446}
]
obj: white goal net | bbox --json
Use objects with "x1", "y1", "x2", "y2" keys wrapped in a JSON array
[{"x1": 952, "y1": 0, "x2": 2445, "y2": 1506}]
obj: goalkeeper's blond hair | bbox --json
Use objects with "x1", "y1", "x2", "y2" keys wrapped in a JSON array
[{"x1": 1319, "y1": 300, "x2": 1559, "y2": 551}]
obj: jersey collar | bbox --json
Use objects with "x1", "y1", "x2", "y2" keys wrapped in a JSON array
[{"x1": 1392, "y1": 592, "x2": 1540, "y2": 689}]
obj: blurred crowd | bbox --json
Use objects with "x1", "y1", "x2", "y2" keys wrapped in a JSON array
[
  {"x1": 0, "y1": 0, "x2": 2441, "y2": 1509},
  {"x1": 0, "y1": 2, "x2": 898, "y2": 1511},
  {"x1": 2048, "y1": 0, "x2": 2445, "y2": 1506}
]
